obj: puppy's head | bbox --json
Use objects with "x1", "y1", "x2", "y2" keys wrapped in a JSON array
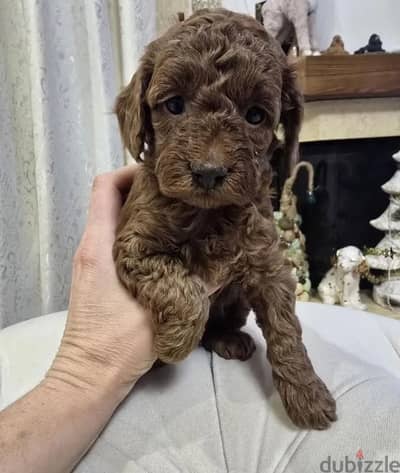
[{"x1": 116, "y1": 9, "x2": 303, "y2": 209}]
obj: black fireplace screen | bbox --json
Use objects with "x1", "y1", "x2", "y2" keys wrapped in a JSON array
[{"x1": 293, "y1": 137, "x2": 400, "y2": 286}]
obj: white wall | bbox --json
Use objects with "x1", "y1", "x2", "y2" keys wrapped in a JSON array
[
  {"x1": 222, "y1": 0, "x2": 400, "y2": 52},
  {"x1": 315, "y1": 0, "x2": 400, "y2": 52}
]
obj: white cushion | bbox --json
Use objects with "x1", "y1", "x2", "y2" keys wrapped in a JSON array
[{"x1": 1, "y1": 303, "x2": 400, "y2": 472}]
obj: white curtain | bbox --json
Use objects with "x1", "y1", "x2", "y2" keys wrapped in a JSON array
[
  {"x1": 0, "y1": 0, "x2": 157, "y2": 328},
  {"x1": 192, "y1": 0, "x2": 221, "y2": 10}
]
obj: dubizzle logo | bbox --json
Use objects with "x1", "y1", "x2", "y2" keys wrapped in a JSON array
[{"x1": 320, "y1": 450, "x2": 400, "y2": 473}]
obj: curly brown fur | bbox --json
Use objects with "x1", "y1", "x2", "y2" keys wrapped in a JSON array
[{"x1": 113, "y1": 8, "x2": 336, "y2": 430}]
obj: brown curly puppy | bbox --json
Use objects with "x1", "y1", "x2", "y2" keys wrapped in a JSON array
[{"x1": 113, "y1": 8, "x2": 337, "y2": 430}]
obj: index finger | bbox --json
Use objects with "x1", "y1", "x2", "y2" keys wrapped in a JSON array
[{"x1": 109, "y1": 163, "x2": 139, "y2": 194}]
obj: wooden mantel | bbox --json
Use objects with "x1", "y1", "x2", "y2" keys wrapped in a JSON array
[
  {"x1": 295, "y1": 54, "x2": 400, "y2": 102},
  {"x1": 293, "y1": 54, "x2": 400, "y2": 143}
]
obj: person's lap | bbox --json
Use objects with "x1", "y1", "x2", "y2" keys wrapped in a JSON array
[{"x1": 1, "y1": 303, "x2": 400, "y2": 473}]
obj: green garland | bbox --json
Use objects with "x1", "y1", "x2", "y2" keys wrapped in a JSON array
[
  {"x1": 361, "y1": 268, "x2": 400, "y2": 284},
  {"x1": 363, "y1": 246, "x2": 400, "y2": 258}
]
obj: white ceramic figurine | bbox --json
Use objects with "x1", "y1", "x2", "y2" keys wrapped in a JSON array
[
  {"x1": 262, "y1": 0, "x2": 319, "y2": 56},
  {"x1": 318, "y1": 246, "x2": 367, "y2": 311}
]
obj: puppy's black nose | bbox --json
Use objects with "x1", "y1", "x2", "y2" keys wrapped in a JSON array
[{"x1": 191, "y1": 165, "x2": 227, "y2": 190}]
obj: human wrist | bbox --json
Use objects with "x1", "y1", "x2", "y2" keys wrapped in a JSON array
[
  {"x1": 45, "y1": 344, "x2": 138, "y2": 407},
  {"x1": 39, "y1": 375, "x2": 126, "y2": 418}
]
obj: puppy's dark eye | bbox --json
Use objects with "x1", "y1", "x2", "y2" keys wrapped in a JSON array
[
  {"x1": 165, "y1": 96, "x2": 185, "y2": 115},
  {"x1": 245, "y1": 106, "x2": 266, "y2": 125}
]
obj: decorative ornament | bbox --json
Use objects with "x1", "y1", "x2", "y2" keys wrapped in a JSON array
[
  {"x1": 365, "y1": 150, "x2": 400, "y2": 311},
  {"x1": 274, "y1": 161, "x2": 315, "y2": 301},
  {"x1": 318, "y1": 246, "x2": 367, "y2": 311},
  {"x1": 261, "y1": 0, "x2": 320, "y2": 56},
  {"x1": 355, "y1": 34, "x2": 386, "y2": 54},
  {"x1": 323, "y1": 35, "x2": 350, "y2": 55},
  {"x1": 256, "y1": 1, "x2": 267, "y2": 24}
]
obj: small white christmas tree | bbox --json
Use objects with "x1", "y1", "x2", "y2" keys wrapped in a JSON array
[{"x1": 365, "y1": 150, "x2": 400, "y2": 308}]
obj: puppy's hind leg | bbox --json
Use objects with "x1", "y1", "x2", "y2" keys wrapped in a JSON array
[{"x1": 202, "y1": 285, "x2": 255, "y2": 361}]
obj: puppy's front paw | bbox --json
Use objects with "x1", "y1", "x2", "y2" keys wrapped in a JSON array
[
  {"x1": 155, "y1": 303, "x2": 209, "y2": 363},
  {"x1": 136, "y1": 274, "x2": 210, "y2": 364},
  {"x1": 203, "y1": 330, "x2": 256, "y2": 361},
  {"x1": 155, "y1": 322, "x2": 204, "y2": 364},
  {"x1": 276, "y1": 376, "x2": 337, "y2": 430}
]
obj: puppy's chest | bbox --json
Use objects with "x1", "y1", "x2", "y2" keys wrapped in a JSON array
[
  {"x1": 182, "y1": 230, "x2": 242, "y2": 284},
  {"x1": 176, "y1": 209, "x2": 265, "y2": 287}
]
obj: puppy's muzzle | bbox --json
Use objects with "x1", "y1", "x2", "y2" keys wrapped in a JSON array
[{"x1": 191, "y1": 163, "x2": 228, "y2": 191}]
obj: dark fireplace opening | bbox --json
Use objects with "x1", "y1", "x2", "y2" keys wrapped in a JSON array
[{"x1": 291, "y1": 137, "x2": 400, "y2": 287}]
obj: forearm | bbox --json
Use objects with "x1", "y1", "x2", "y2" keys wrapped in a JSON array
[
  {"x1": 0, "y1": 379, "x2": 123, "y2": 473},
  {"x1": 0, "y1": 167, "x2": 156, "y2": 473}
]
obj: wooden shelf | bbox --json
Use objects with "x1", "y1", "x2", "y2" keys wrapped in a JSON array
[{"x1": 295, "y1": 54, "x2": 400, "y2": 102}]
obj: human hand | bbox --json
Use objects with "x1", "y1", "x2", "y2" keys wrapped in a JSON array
[
  {"x1": 46, "y1": 166, "x2": 156, "y2": 402},
  {"x1": 0, "y1": 165, "x2": 221, "y2": 473}
]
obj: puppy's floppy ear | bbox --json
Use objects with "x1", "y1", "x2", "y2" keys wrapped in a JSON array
[
  {"x1": 115, "y1": 55, "x2": 154, "y2": 162},
  {"x1": 280, "y1": 65, "x2": 304, "y2": 179}
]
